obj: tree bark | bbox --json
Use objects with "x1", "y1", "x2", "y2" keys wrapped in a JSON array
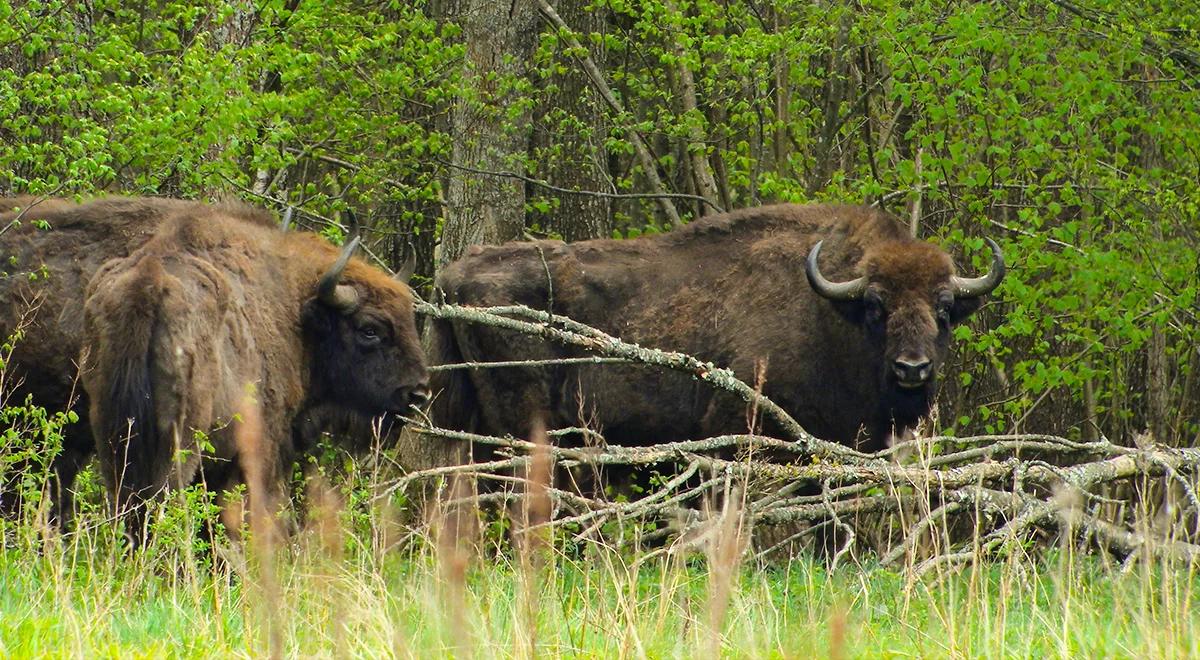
[
  {"x1": 665, "y1": 0, "x2": 720, "y2": 216},
  {"x1": 534, "y1": 0, "x2": 613, "y2": 241},
  {"x1": 1137, "y1": 63, "x2": 1173, "y2": 444},
  {"x1": 439, "y1": 0, "x2": 538, "y2": 268}
]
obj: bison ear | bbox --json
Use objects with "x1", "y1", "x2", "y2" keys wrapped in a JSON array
[
  {"x1": 949, "y1": 297, "x2": 982, "y2": 324},
  {"x1": 300, "y1": 297, "x2": 336, "y2": 338}
]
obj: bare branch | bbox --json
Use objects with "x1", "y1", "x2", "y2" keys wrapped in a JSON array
[
  {"x1": 434, "y1": 159, "x2": 723, "y2": 213},
  {"x1": 534, "y1": 0, "x2": 683, "y2": 225}
]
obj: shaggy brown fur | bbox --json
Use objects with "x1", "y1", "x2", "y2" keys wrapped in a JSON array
[
  {"x1": 80, "y1": 201, "x2": 428, "y2": 541},
  {"x1": 0, "y1": 196, "x2": 257, "y2": 520},
  {"x1": 431, "y1": 203, "x2": 1001, "y2": 452}
]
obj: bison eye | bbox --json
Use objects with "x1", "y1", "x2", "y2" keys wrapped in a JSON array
[
  {"x1": 936, "y1": 292, "x2": 954, "y2": 326},
  {"x1": 863, "y1": 290, "x2": 885, "y2": 324},
  {"x1": 357, "y1": 326, "x2": 382, "y2": 345}
]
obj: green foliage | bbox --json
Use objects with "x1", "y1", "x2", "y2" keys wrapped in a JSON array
[
  {"x1": 0, "y1": 0, "x2": 456, "y2": 236},
  {"x1": 2, "y1": 0, "x2": 1197, "y2": 440},
  {"x1": 0, "y1": 394, "x2": 71, "y2": 518}
]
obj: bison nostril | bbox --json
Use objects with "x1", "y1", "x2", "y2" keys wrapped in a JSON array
[
  {"x1": 408, "y1": 385, "x2": 432, "y2": 408},
  {"x1": 893, "y1": 357, "x2": 932, "y2": 384}
]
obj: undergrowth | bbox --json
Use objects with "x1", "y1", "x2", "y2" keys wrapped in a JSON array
[
  {"x1": 0, "y1": 430, "x2": 1198, "y2": 658},
  {"x1": 1, "y1": 351, "x2": 1198, "y2": 657}
]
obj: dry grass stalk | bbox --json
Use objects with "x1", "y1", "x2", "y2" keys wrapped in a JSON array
[
  {"x1": 704, "y1": 482, "x2": 750, "y2": 657},
  {"x1": 304, "y1": 474, "x2": 346, "y2": 657},
  {"x1": 828, "y1": 603, "x2": 847, "y2": 660},
  {"x1": 432, "y1": 472, "x2": 477, "y2": 658},
  {"x1": 234, "y1": 392, "x2": 283, "y2": 660},
  {"x1": 513, "y1": 420, "x2": 552, "y2": 659}
]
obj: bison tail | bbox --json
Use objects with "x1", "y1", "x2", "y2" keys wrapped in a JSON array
[{"x1": 84, "y1": 257, "x2": 172, "y2": 506}]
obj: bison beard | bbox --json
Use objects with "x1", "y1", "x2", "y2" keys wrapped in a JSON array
[
  {"x1": 81, "y1": 201, "x2": 428, "y2": 545},
  {"x1": 431, "y1": 203, "x2": 1003, "y2": 453}
]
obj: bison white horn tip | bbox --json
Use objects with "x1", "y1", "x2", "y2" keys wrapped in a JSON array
[
  {"x1": 951, "y1": 237, "x2": 1005, "y2": 298},
  {"x1": 805, "y1": 240, "x2": 868, "y2": 301}
]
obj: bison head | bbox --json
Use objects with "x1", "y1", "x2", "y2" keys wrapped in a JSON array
[
  {"x1": 805, "y1": 238, "x2": 1004, "y2": 404},
  {"x1": 302, "y1": 237, "x2": 430, "y2": 424}
]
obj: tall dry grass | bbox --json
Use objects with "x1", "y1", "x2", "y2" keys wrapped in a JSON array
[
  {"x1": 2, "y1": 393, "x2": 1200, "y2": 657},
  {"x1": 3, "y1": 477, "x2": 1200, "y2": 657}
]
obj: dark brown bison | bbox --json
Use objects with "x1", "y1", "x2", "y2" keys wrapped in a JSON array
[
  {"x1": 0, "y1": 196, "x2": 241, "y2": 520},
  {"x1": 75, "y1": 200, "x2": 429, "y2": 540},
  {"x1": 430, "y1": 203, "x2": 1003, "y2": 452}
]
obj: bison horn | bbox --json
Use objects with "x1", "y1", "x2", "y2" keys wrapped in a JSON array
[
  {"x1": 805, "y1": 240, "x2": 867, "y2": 301},
  {"x1": 280, "y1": 206, "x2": 294, "y2": 231},
  {"x1": 394, "y1": 247, "x2": 416, "y2": 282},
  {"x1": 951, "y1": 238, "x2": 1005, "y2": 298},
  {"x1": 317, "y1": 236, "x2": 362, "y2": 312}
]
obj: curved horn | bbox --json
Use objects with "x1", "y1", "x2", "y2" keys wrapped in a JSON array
[
  {"x1": 280, "y1": 206, "x2": 294, "y2": 231},
  {"x1": 805, "y1": 240, "x2": 867, "y2": 301},
  {"x1": 951, "y1": 238, "x2": 1005, "y2": 298},
  {"x1": 394, "y1": 246, "x2": 417, "y2": 282},
  {"x1": 317, "y1": 236, "x2": 362, "y2": 312}
]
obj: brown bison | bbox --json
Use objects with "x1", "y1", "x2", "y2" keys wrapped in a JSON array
[
  {"x1": 0, "y1": 196, "x2": 232, "y2": 519},
  {"x1": 80, "y1": 200, "x2": 430, "y2": 539},
  {"x1": 430, "y1": 203, "x2": 1003, "y2": 452}
]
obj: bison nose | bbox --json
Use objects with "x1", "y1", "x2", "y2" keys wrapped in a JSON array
[
  {"x1": 407, "y1": 384, "x2": 432, "y2": 408},
  {"x1": 892, "y1": 357, "x2": 932, "y2": 386}
]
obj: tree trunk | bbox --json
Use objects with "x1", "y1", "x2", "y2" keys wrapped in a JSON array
[
  {"x1": 439, "y1": 0, "x2": 538, "y2": 268},
  {"x1": 535, "y1": 0, "x2": 613, "y2": 241},
  {"x1": 665, "y1": 0, "x2": 720, "y2": 216},
  {"x1": 1137, "y1": 64, "x2": 1172, "y2": 444}
]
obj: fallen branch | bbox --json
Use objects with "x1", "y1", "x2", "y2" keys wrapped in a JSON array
[
  {"x1": 398, "y1": 301, "x2": 1200, "y2": 570},
  {"x1": 383, "y1": 419, "x2": 1200, "y2": 570},
  {"x1": 415, "y1": 300, "x2": 864, "y2": 461}
]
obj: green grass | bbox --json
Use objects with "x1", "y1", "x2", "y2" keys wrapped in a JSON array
[
  {"x1": 0, "y1": 389, "x2": 1195, "y2": 658},
  {"x1": 1, "y1": 512, "x2": 1198, "y2": 658}
]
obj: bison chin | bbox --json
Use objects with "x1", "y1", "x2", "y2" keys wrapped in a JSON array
[
  {"x1": 293, "y1": 404, "x2": 413, "y2": 454},
  {"x1": 879, "y1": 375, "x2": 937, "y2": 439}
]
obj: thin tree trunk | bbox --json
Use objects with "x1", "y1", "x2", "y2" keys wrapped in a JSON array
[
  {"x1": 202, "y1": 1, "x2": 259, "y2": 199},
  {"x1": 1137, "y1": 64, "x2": 1172, "y2": 444},
  {"x1": 807, "y1": 8, "x2": 852, "y2": 196},
  {"x1": 772, "y1": 8, "x2": 790, "y2": 176},
  {"x1": 665, "y1": 0, "x2": 719, "y2": 215},
  {"x1": 439, "y1": 0, "x2": 538, "y2": 267},
  {"x1": 536, "y1": 0, "x2": 613, "y2": 241},
  {"x1": 536, "y1": 0, "x2": 681, "y2": 227}
]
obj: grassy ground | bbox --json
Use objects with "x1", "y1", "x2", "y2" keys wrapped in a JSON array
[
  {"x1": 1, "y1": 506, "x2": 1198, "y2": 659},
  {"x1": 0, "y1": 392, "x2": 1195, "y2": 658}
]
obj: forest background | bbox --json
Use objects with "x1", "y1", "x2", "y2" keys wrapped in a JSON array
[{"x1": 2, "y1": 0, "x2": 1198, "y2": 448}]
